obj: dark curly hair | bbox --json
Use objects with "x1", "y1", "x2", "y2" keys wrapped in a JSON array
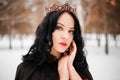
[{"x1": 22, "y1": 10, "x2": 92, "y2": 79}]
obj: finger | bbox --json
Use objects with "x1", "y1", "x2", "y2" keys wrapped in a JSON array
[
  {"x1": 70, "y1": 40, "x2": 77, "y2": 55},
  {"x1": 72, "y1": 40, "x2": 77, "y2": 51},
  {"x1": 69, "y1": 40, "x2": 77, "y2": 62}
]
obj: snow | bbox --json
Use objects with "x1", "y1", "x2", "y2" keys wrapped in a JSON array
[
  {"x1": 0, "y1": 34, "x2": 120, "y2": 80},
  {"x1": 87, "y1": 46, "x2": 120, "y2": 80}
]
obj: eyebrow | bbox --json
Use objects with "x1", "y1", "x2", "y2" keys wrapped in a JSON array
[{"x1": 57, "y1": 23, "x2": 74, "y2": 29}]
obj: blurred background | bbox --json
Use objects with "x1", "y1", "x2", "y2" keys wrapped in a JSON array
[{"x1": 0, "y1": 0, "x2": 120, "y2": 80}]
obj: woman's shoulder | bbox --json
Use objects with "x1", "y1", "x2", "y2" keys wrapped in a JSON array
[
  {"x1": 17, "y1": 61, "x2": 37, "y2": 71},
  {"x1": 15, "y1": 61, "x2": 38, "y2": 80}
]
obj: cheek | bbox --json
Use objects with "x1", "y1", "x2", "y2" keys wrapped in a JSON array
[
  {"x1": 52, "y1": 32, "x2": 59, "y2": 43},
  {"x1": 69, "y1": 35, "x2": 73, "y2": 41},
  {"x1": 67, "y1": 37, "x2": 73, "y2": 47}
]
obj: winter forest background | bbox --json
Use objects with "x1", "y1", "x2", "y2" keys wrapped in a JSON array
[{"x1": 0, "y1": 0, "x2": 120, "y2": 80}]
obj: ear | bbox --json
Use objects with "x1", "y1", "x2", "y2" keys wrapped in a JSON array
[{"x1": 48, "y1": 41, "x2": 51, "y2": 46}]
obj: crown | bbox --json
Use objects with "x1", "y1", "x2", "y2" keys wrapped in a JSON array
[{"x1": 45, "y1": 3, "x2": 76, "y2": 14}]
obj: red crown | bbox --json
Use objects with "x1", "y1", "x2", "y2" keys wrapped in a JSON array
[{"x1": 45, "y1": 3, "x2": 76, "y2": 14}]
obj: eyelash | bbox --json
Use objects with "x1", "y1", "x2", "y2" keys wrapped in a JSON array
[
  {"x1": 69, "y1": 30, "x2": 74, "y2": 34},
  {"x1": 55, "y1": 26, "x2": 74, "y2": 35},
  {"x1": 55, "y1": 26, "x2": 62, "y2": 30}
]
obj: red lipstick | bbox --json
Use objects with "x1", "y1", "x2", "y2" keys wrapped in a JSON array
[{"x1": 59, "y1": 42, "x2": 67, "y2": 46}]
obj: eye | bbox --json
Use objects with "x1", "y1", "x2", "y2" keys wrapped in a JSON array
[
  {"x1": 55, "y1": 26, "x2": 63, "y2": 30},
  {"x1": 69, "y1": 30, "x2": 74, "y2": 35}
]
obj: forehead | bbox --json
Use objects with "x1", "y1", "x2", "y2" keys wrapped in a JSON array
[{"x1": 57, "y1": 12, "x2": 74, "y2": 27}]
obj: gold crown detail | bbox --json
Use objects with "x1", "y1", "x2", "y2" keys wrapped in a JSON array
[{"x1": 45, "y1": 3, "x2": 76, "y2": 14}]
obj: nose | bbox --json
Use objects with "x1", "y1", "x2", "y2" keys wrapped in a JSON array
[{"x1": 61, "y1": 31, "x2": 69, "y2": 39}]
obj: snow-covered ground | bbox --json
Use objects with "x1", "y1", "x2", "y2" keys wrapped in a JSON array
[{"x1": 0, "y1": 34, "x2": 120, "y2": 80}]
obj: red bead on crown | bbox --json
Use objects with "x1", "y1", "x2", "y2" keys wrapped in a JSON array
[{"x1": 45, "y1": 3, "x2": 76, "y2": 14}]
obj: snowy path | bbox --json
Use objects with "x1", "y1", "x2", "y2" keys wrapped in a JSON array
[{"x1": 0, "y1": 35, "x2": 120, "y2": 80}]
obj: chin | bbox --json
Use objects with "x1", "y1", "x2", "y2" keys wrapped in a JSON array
[{"x1": 57, "y1": 49, "x2": 66, "y2": 53}]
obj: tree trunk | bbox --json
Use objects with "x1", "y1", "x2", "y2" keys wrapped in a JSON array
[
  {"x1": 113, "y1": 34, "x2": 117, "y2": 47},
  {"x1": 20, "y1": 35, "x2": 23, "y2": 49},
  {"x1": 105, "y1": 33, "x2": 108, "y2": 54},
  {"x1": 96, "y1": 34, "x2": 100, "y2": 47},
  {"x1": 9, "y1": 34, "x2": 12, "y2": 49}
]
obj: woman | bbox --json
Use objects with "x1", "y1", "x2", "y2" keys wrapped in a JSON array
[{"x1": 15, "y1": 3, "x2": 93, "y2": 80}]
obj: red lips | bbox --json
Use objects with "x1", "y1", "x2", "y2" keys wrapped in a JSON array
[{"x1": 59, "y1": 42, "x2": 67, "y2": 46}]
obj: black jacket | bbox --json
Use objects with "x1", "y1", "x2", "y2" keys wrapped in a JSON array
[
  {"x1": 15, "y1": 61, "x2": 93, "y2": 80},
  {"x1": 15, "y1": 61, "x2": 59, "y2": 80}
]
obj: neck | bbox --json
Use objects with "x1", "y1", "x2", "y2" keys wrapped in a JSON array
[{"x1": 50, "y1": 49, "x2": 61, "y2": 59}]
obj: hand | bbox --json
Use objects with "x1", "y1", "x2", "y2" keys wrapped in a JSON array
[
  {"x1": 67, "y1": 40, "x2": 82, "y2": 80},
  {"x1": 68, "y1": 40, "x2": 77, "y2": 66},
  {"x1": 58, "y1": 55, "x2": 69, "y2": 80},
  {"x1": 58, "y1": 40, "x2": 78, "y2": 80}
]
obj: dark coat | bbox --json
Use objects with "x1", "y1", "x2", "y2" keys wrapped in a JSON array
[
  {"x1": 15, "y1": 61, "x2": 93, "y2": 80},
  {"x1": 15, "y1": 61, "x2": 59, "y2": 80},
  {"x1": 15, "y1": 52, "x2": 93, "y2": 80}
]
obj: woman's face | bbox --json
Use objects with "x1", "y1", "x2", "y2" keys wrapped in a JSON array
[{"x1": 51, "y1": 12, "x2": 74, "y2": 54}]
